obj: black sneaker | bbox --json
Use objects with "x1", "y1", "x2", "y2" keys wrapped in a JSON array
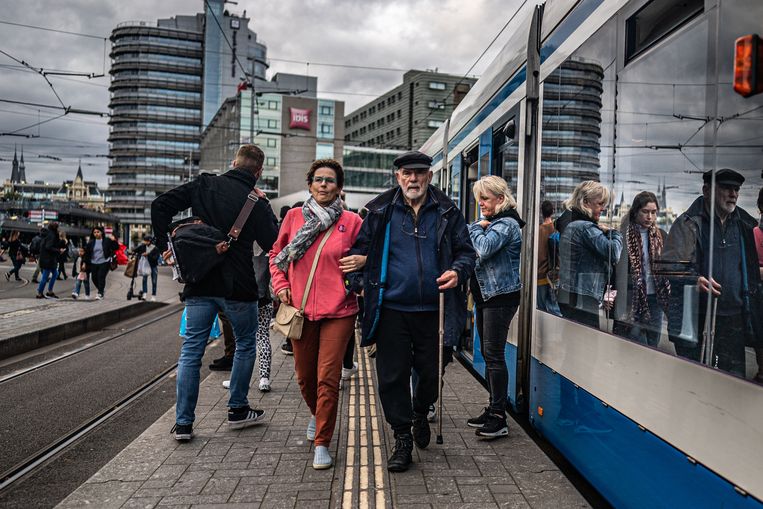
[
  {"x1": 36, "y1": 293, "x2": 45, "y2": 299},
  {"x1": 46, "y1": 292, "x2": 59, "y2": 299},
  {"x1": 209, "y1": 356, "x2": 233, "y2": 371},
  {"x1": 31, "y1": 279, "x2": 39, "y2": 284},
  {"x1": 387, "y1": 433, "x2": 413, "y2": 472},
  {"x1": 171, "y1": 423, "x2": 193, "y2": 441},
  {"x1": 467, "y1": 407, "x2": 491, "y2": 429},
  {"x1": 280, "y1": 340, "x2": 293, "y2": 356},
  {"x1": 412, "y1": 413, "x2": 430, "y2": 449},
  {"x1": 228, "y1": 406, "x2": 265, "y2": 429},
  {"x1": 475, "y1": 413, "x2": 509, "y2": 439}
]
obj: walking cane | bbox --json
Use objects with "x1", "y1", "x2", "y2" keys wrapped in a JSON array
[{"x1": 436, "y1": 291, "x2": 445, "y2": 445}]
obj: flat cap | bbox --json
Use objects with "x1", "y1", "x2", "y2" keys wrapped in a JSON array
[
  {"x1": 702, "y1": 168, "x2": 745, "y2": 186},
  {"x1": 394, "y1": 150, "x2": 432, "y2": 170}
]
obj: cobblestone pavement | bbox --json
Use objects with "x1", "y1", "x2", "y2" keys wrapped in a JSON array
[{"x1": 57, "y1": 332, "x2": 590, "y2": 509}]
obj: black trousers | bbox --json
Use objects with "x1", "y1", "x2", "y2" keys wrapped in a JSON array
[
  {"x1": 375, "y1": 308, "x2": 439, "y2": 435},
  {"x1": 476, "y1": 304, "x2": 518, "y2": 414},
  {"x1": 91, "y1": 262, "x2": 110, "y2": 296}
]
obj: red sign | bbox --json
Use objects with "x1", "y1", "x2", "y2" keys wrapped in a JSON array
[{"x1": 289, "y1": 108, "x2": 312, "y2": 130}]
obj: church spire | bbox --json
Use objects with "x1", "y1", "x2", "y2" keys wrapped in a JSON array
[
  {"x1": 10, "y1": 144, "x2": 19, "y2": 183},
  {"x1": 18, "y1": 146, "x2": 26, "y2": 183},
  {"x1": 76, "y1": 160, "x2": 84, "y2": 181}
]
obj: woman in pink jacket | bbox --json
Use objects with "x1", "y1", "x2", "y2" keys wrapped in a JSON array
[{"x1": 269, "y1": 159, "x2": 362, "y2": 470}]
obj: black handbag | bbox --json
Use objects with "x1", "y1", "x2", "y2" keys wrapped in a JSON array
[{"x1": 167, "y1": 189, "x2": 259, "y2": 284}]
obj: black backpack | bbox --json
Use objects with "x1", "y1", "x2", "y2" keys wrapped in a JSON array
[{"x1": 29, "y1": 234, "x2": 43, "y2": 256}]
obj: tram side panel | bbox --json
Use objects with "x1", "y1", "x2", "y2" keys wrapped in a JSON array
[{"x1": 530, "y1": 0, "x2": 763, "y2": 506}]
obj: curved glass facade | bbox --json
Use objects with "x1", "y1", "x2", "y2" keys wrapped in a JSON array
[{"x1": 107, "y1": 25, "x2": 203, "y2": 231}]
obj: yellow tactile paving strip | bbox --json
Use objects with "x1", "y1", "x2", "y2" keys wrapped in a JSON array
[{"x1": 342, "y1": 342, "x2": 389, "y2": 509}]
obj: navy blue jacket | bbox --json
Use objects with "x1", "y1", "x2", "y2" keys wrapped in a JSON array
[{"x1": 347, "y1": 186, "x2": 476, "y2": 347}]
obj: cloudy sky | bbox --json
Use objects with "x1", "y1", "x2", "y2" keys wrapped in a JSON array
[{"x1": 0, "y1": 0, "x2": 523, "y2": 187}]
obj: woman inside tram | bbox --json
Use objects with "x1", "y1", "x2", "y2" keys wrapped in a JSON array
[
  {"x1": 613, "y1": 192, "x2": 670, "y2": 347},
  {"x1": 466, "y1": 176, "x2": 524, "y2": 439},
  {"x1": 269, "y1": 159, "x2": 362, "y2": 470},
  {"x1": 556, "y1": 181, "x2": 623, "y2": 328}
]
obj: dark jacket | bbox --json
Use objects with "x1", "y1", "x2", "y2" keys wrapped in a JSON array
[
  {"x1": 39, "y1": 230, "x2": 63, "y2": 270},
  {"x1": 662, "y1": 196, "x2": 762, "y2": 346},
  {"x1": 151, "y1": 168, "x2": 278, "y2": 302},
  {"x1": 133, "y1": 243, "x2": 161, "y2": 268},
  {"x1": 84, "y1": 236, "x2": 117, "y2": 266},
  {"x1": 347, "y1": 186, "x2": 476, "y2": 347}
]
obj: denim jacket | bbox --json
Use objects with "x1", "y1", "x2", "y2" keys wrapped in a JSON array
[
  {"x1": 469, "y1": 217, "x2": 522, "y2": 300},
  {"x1": 559, "y1": 215, "x2": 623, "y2": 302}
]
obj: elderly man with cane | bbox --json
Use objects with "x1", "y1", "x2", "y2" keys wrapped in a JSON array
[{"x1": 343, "y1": 150, "x2": 475, "y2": 472}]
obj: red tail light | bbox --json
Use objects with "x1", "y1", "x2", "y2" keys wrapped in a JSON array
[{"x1": 734, "y1": 34, "x2": 763, "y2": 97}]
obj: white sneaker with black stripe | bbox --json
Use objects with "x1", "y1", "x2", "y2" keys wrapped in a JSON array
[{"x1": 227, "y1": 406, "x2": 265, "y2": 429}]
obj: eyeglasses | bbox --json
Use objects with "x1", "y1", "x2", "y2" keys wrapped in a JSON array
[
  {"x1": 313, "y1": 176, "x2": 337, "y2": 185},
  {"x1": 400, "y1": 210, "x2": 427, "y2": 239}
]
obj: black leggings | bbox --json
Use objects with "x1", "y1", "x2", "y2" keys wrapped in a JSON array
[
  {"x1": 91, "y1": 262, "x2": 110, "y2": 296},
  {"x1": 476, "y1": 304, "x2": 518, "y2": 414}
]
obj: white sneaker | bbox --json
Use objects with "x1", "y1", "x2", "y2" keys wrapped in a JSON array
[
  {"x1": 71, "y1": 293, "x2": 78, "y2": 299},
  {"x1": 341, "y1": 362, "x2": 358, "y2": 381},
  {"x1": 312, "y1": 445, "x2": 333, "y2": 470},
  {"x1": 222, "y1": 380, "x2": 230, "y2": 389},
  {"x1": 83, "y1": 295, "x2": 90, "y2": 300},
  {"x1": 95, "y1": 294, "x2": 103, "y2": 300},
  {"x1": 258, "y1": 377, "x2": 271, "y2": 392},
  {"x1": 150, "y1": 296, "x2": 156, "y2": 302}
]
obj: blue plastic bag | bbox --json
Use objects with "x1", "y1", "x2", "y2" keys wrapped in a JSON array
[{"x1": 179, "y1": 308, "x2": 222, "y2": 339}]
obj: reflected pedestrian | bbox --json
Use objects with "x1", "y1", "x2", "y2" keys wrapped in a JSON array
[
  {"x1": 537, "y1": 200, "x2": 562, "y2": 316},
  {"x1": 36, "y1": 222, "x2": 65, "y2": 299},
  {"x1": 4, "y1": 231, "x2": 24, "y2": 281},
  {"x1": 133, "y1": 234, "x2": 160, "y2": 301},
  {"x1": 72, "y1": 246, "x2": 90, "y2": 300},
  {"x1": 85, "y1": 227, "x2": 117, "y2": 300}
]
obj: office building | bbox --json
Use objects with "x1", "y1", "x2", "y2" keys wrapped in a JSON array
[
  {"x1": 344, "y1": 70, "x2": 476, "y2": 150},
  {"x1": 107, "y1": 0, "x2": 269, "y2": 242}
]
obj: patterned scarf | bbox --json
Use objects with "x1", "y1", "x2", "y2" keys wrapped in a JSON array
[
  {"x1": 272, "y1": 196, "x2": 344, "y2": 272},
  {"x1": 626, "y1": 222, "x2": 670, "y2": 321}
]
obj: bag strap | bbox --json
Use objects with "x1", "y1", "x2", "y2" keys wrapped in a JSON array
[
  {"x1": 215, "y1": 187, "x2": 259, "y2": 254},
  {"x1": 300, "y1": 224, "x2": 336, "y2": 312}
]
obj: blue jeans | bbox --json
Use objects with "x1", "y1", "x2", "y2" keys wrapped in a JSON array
[
  {"x1": 141, "y1": 266, "x2": 158, "y2": 296},
  {"x1": 74, "y1": 277, "x2": 90, "y2": 296},
  {"x1": 537, "y1": 284, "x2": 562, "y2": 316},
  {"x1": 177, "y1": 297, "x2": 259, "y2": 425},
  {"x1": 37, "y1": 268, "x2": 58, "y2": 294}
]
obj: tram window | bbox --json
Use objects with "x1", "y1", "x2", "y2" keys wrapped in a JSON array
[
  {"x1": 492, "y1": 115, "x2": 519, "y2": 188},
  {"x1": 538, "y1": 14, "x2": 618, "y2": 329},
  {"x1": 625, "y1": 0, "x2": 704, "y2": 64}
]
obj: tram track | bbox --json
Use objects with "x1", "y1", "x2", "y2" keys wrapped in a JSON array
[{"x1": 0, "y1": 304, "x2": 186, "y2": 496}]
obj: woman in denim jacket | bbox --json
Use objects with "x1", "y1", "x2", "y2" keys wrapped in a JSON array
[
  {"x1": 466, "y1": 176, "x2": 524, "y2": 439},
  {"x1": 556, "y1": 181, "x2": 623, "y2": 328}
]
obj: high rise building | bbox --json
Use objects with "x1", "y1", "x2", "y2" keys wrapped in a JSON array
[
  {"x1": 344, "y1": 70, "x2": 476, "y2": 151},
  {"x1": 106, "y1": 1, "x2": 269, "y2": 244}
]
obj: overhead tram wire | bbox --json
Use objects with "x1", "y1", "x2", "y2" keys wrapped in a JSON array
[{"x1": 421, "y1": 0, "x2": 528, "y2": 127}]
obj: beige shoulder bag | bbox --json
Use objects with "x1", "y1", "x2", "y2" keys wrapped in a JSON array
[{"x1": 273, "y1": 225, "x2": 335, "y2": 340}]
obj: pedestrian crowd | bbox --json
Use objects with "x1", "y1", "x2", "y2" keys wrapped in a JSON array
[{"x1": 149, "y1": 143, "x2": 762, "y2": 474}]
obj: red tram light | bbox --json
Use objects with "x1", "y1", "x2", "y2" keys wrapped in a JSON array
[{"x1": 733, "y1": 34, "x2": 763, "y2": 97}]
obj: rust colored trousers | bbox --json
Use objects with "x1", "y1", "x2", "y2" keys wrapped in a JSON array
[{"x1": 292, "y1": 315, "x2": 355, "y2": 447}]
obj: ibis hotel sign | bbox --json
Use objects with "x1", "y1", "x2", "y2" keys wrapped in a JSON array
[{"x1": 289, "y1": 107, "x2": 312, "y2": 130}]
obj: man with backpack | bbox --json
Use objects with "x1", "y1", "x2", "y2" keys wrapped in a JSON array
[{"x1": 152, "y1": 144, "x2": 278, "y2": 442}]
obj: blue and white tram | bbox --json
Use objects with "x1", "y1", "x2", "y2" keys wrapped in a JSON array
[{"x1": 421, "y1": 0, "x2": 763, "y2": 507}]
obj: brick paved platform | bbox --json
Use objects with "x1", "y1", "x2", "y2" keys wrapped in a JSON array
[{"x1": 58, "y1": 333, "x2": 591, "y2": 509}]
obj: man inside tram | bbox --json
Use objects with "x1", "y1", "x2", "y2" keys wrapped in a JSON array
[
  {"x1": 343, "y1": 150, "x2": 475, "y2": 472},
  {"x1": 663, "y1": 169, "x2": 761, "y2": 377}
]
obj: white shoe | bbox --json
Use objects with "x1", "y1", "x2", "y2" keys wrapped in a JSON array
[
  {"x1": 71, "y1": 293, "x2": 78, "y2": 299},
  {"x1": 83, "y1": 295, "x2": 90, "y2": 300},
  {"x1": 222, "y1": 380, "x2": 230, "y2": 389},
  {"x1": 258, "y1": 377, "x2": 271, "y2": 392},
  {"x1": 427, "y1": 404, "x2": 436, "y2": 422},
  {"x1": 312, "y1": 445, "x2": 333, "y2": 470},
  {"x1": 150, "y1": 296, "x2": 156, "y2": 302},
  {"x1": 95, "y1": 294, "x2": 103, "y2": 300},
  {"x1": 306, "y1": 415, "x2": 316, "y2": 441},
  {"x1": 341, "y1": 362, "x2": 358, "y2": 381}
]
